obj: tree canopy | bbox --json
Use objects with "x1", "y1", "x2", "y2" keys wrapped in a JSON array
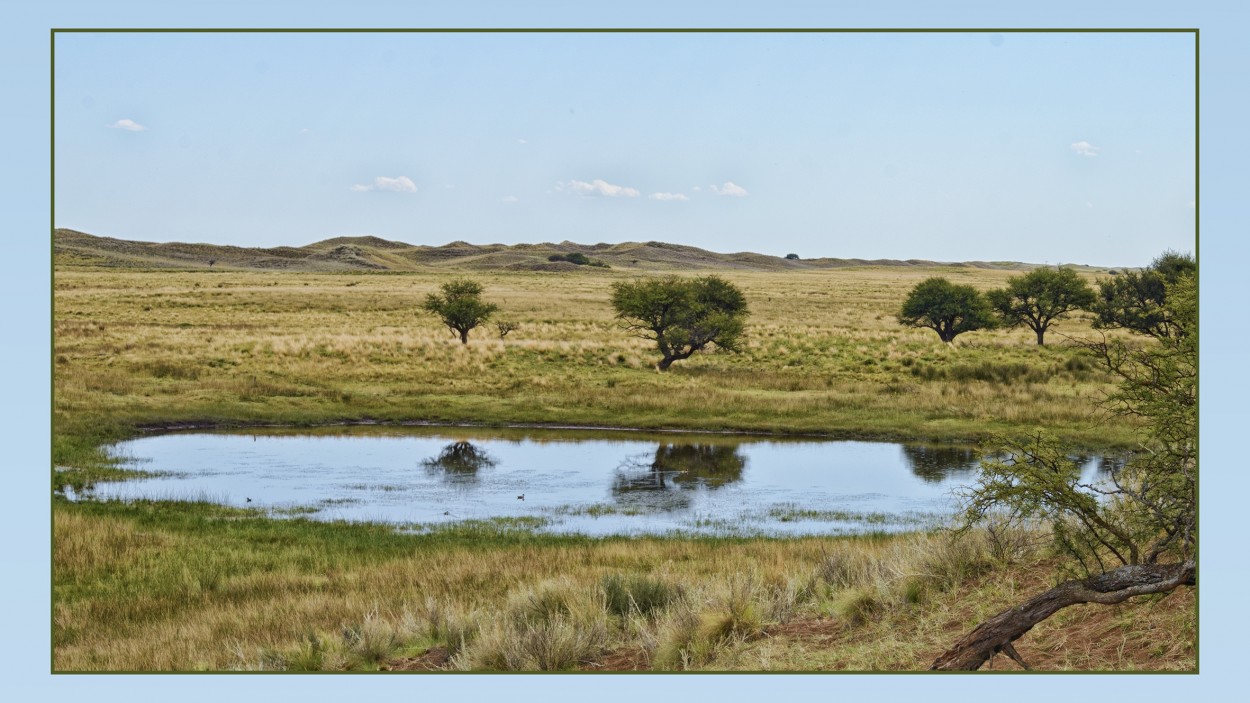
[
  {"x1": 897, "y1": 277, "x2": 996, "y2": 343},
  {"x1": 934, "y1": 266, "x2": 1196, "y2": 670},
  {"x1": 421, "y1": 279, "x2": 499, "y2": 344},
  {"x1": 1092, "y1": 251, "x2": 1195, "y2": 339},
  {"x1": 987, "y1": 267, "x2": 1095, "y2": 345},
  {"x1": 610, "y1": 275, "x2": 748, "y2": 370}
]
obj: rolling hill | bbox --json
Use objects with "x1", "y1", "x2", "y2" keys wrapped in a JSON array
[{"x1": 52, "y1": 229, "x2": 1111, "y2": 273}]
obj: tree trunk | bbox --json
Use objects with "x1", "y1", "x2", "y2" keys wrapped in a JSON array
[
  {"x1": 1036, "y1": 327, "x2": 1046, "y2": 345},
  {"x1": 657, "y1": 349, "x2": 695, "y2": 371},
  {"x1": 929, "y1": 560, "x2": 1194, "y2": 671},
  {"x1": 459, "y1": 329, "x2": 469, "y2": 344}
]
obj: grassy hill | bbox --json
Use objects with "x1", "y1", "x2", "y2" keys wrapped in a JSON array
[{"x1": 53, "y1": 228, "x2": 1115, "y2": 273}]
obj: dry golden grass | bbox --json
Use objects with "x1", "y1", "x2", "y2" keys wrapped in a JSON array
[
  {"x1": 54, "y1": 266, "x2": 1138, "y2": 479},
  {"x1": 53, "y1": 265, "x2": 1184, "y2": 672},
  {"x1": 52, "y1": 500, "x2": 1194, "y2": 672}
]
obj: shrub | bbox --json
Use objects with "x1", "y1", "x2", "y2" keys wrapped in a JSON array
[{"x1": 548, "y1": 252, "x2": 610, "y2": 268}]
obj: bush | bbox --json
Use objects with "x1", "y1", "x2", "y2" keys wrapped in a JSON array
[{"x1": 548, "y1": 252, "x2": 610, "y2": 268}]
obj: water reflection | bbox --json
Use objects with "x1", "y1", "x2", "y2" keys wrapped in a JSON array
[
  {"x1": 420, "y1": 441, "x2": 497, "y2": 485},
  {"x1": 610, "y1": 469, "x2": 693, "y2": 512},
  {"x1": 86, "y1": 429, "x2": 1118, "y2": 537},
  {"x1": 900, "y1": 445, "x2": 980, "y2": 483},
  {"x1": 609, "y1": 444, "x2": 747, "y2": 512},
  {"x1": 901, "y1": 445, "x2": 1119, "y2": 486},
  {"x1": 653, "y1": 444, "x2": 747, "y2": 489}
]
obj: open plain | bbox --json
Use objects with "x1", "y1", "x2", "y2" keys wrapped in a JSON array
[{"x1": 52, "y1": 234, "x2": 1191, "y2": 671}]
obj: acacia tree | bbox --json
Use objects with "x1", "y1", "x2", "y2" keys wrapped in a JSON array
[
  {"x1": 932, "y1": 271, "x2": 1196, "y2": 671},
  {"x1": 1092, "y1": 251, "x2": 1195, "y2": 339},
  {"x1": 422, "y1": 279, "x2": 499, "y2": 344},
  {"x1": 610, "y1": 275, "x2": 748, "y2": 371},
  {"x1": 987, "y1": 267, "x2": 1095, "y2": 345},
  {"x1": 897, "y1": 277, "x2": 996, "y2": 343}
]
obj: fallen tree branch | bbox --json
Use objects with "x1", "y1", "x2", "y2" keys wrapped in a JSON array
[{"x1": 929, "y1": 560, "x2": 1195, "y2": 671}]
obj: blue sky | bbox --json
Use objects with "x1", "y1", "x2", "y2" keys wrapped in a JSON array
[{"x1": 54, "y1": 31, "x2": 1195, "y2": 266}]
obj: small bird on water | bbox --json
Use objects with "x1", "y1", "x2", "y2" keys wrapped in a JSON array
[{"x1": 517, "y1": 493, "x2": 525, "y2": 501}]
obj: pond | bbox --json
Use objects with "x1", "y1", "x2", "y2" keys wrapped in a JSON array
[{"x1": 71, "y1": 427, "x2": 1117, "y2": 537}]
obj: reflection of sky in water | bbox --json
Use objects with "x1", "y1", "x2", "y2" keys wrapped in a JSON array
[{"x1": 78, "y1": 430, "x2": 1111, "y2": 537}]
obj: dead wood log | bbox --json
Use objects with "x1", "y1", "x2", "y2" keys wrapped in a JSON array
[{"x1": 930, "y1": 560, "x2": 1195, "y2": 671}]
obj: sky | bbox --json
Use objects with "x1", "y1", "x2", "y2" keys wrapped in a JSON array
[{"x1": 53, "y1": 30, "x2": 1195, "y2": 267}]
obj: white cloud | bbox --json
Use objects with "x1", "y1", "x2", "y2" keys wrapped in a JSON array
[
  {"x1": 691, "y1": 186, "x2": 702, "y2": 192},
  {"x1": 710, "y1": 181, "x2": 749, "y2": 197},
  {"x1": 1086, "y1": 201, "x2": 1095, "y2": 209},
  {"x1": 299, "y1": 127, "x2": 312, "y2": 134},
  {"x1": 1070, "y1": 141, "x2": 1101, "y2": 157},
  {"x1": 517, "y1": 138, "x2": 528, "y2": 144},
  {"x1": 502, "y1": 195, "x2": 519, "y2": 203},
  {"x1": 562, "y1": 179, "x2": 640, "y2": 198},
  {"x1": 350, "y1": 176, "x2": 417, "y2": 193},
  {"x1": 108, "y1": 118, "x2": 147, "y2": 132},
  {"x1": 649, "y1": 192, "x2": 689, "y2": 201}
]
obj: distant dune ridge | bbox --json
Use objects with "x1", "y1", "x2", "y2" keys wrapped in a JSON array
[{"x1": 52, "y1": 228, "x2": 1111, "y2": 273}]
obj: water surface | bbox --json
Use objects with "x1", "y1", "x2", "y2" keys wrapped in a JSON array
[{"x1": 79, "y1": 427, "x2": 1112, "y2": 537}]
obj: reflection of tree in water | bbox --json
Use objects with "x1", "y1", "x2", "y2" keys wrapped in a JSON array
[
  {"x1": 900, "y1": 445, "x2": 981, "y2": 483},
  {"x1": 420, "y1": 441, "x2": 497, "y2": 485},
  {"x1": 1077, "y1": 454, "x2": 1121, "y2": 486},
  {"x1": 610, "y1": 443, "x2": 747, "y2": 513},
  {"x1": 611, "y1": 467, "x2": 693, "y2": 513},
  {"x1": 1096, "y1": 455, "x2": 1126, "y2": 474},
  {"x1": 902, "y1": 445, "x2": 1119, "y2": 486},
  {"x1": 654, "y1": 444, "x2": 747, "y2": 489}
]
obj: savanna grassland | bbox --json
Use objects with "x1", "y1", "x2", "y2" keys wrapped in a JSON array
[
  {"x1": 54, "y1": 266, "x2": 1136, "y2": 475},
  {"x1": 52, "y1": 259, "x2": 1193, "y2": 672}
]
